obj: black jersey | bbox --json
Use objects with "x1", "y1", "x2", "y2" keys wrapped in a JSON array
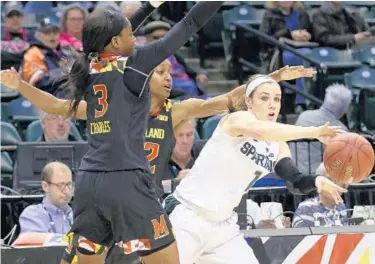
[
  {"x1": 79, "y1": 1, "x2": 223, "y2": 172},
  {"x1": 146, "y1": 100, "x2": 175, "y2": 196}
]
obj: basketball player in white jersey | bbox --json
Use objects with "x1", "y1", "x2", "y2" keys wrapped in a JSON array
[{"x1": 163, "y1": 74, "x2": 347, "y2": 264}]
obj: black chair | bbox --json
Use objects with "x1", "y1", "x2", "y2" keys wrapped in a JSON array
[{"x1": 1, "y1": 151, "x2": 14, "y2": 188}]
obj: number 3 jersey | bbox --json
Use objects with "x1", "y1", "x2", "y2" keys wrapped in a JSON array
[
  {"x1": 145, "y1": 100, "x2": 175, "y2": 198},
  {"x1": 174, "y1": 120, "x2": 280, "y2": 222},
  {"x1": 80, "y1": 55, "x2": 151, "y2": 172}
]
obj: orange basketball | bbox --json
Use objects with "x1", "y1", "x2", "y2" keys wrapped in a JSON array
[{"x1": 323, "y1": 133, "x2": 375, "y2": 184}]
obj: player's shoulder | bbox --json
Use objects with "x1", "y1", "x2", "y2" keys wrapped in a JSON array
[{"x1": 226, "y1": 110, "x2": 256, "y2": 122}]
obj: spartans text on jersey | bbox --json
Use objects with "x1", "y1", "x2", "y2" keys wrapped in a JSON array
[{"x1": 240, "y1": 142, "x2": 275, "y2": 172}]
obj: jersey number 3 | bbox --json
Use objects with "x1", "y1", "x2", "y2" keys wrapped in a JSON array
[
  {"x1": 93, "y1": 84, "x2": 109, "y2": 118},
  {"x1": 144, "y1": 142, "x2": 160, "y2": 174}
]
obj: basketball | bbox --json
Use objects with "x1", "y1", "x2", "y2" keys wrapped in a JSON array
[{"x1": 323, "y1": 133, "x2": 375, "y2": 184}]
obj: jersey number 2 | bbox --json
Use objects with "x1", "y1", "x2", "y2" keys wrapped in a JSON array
[
  {"x1": 93, "y1": 84, "x2": 109, "y2": 118},
  {"x1": 144, "y1": 142, "x2": 160, "y2": 174}
]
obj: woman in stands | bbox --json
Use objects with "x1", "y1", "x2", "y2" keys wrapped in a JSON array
[
  {"x1": 161, "y1": 74, "x2": 347, "y2": 264},
  {"x1": 1, "y1": 1, "x2": 226, "y2": 263}
]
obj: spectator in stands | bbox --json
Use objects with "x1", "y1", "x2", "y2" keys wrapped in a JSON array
[
  {"x1": 294, "y1": 83, "x2": 352, "y2": 174},
  {"x1": 18, "y1": 161, "x2": 73, "y2": 243},
  {"x1": 119, "y1": 1, "x2": 142, "y2": 17},
  {"x1": 39, "y1": 111, "x2": 76, "y2": 142},
  {"x1": 20, "y1": 17, "x2": 65, "y2": 94},
  {"x1": 312, "y1": 1, "x2": 371, "y2": 49},
  {"x1": 292, "y1": 163, "x2": 348, "y2": 227},
  {"x1": 143, "y1": 21, "x2": 209, "y2": 98},
  {"x1": 162, "y1": 119, "x2": 206, "y2": 191},
  {"x1": 59, "y1": 4, "x2": 87, "y2": 53},
  {"x1": 1, "y1": 1, "x2": 35, "y2": 70},
  {"x1": 260, "y1": 1, "x2": 312, "y2": 112}
]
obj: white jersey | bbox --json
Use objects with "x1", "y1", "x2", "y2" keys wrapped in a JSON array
[{"x1": 174, "y1": 121, "x2": 280, "y2": 222}]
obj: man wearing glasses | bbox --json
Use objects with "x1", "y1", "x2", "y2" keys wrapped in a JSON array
[{"x1": 19, "y1": 161, "x2": 73, "y2": 243}]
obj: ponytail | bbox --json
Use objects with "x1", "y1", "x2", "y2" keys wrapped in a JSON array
[{"x1": 61, "y1": 52, "x2": 91, "y2": 117}]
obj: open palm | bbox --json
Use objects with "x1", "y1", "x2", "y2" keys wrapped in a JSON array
[
  {"x1": 270, "y1": 66, "x2": 316, "y2": 82},
  {"x1": 0, "y1": 67, "x2": 21, "y2": 90}
]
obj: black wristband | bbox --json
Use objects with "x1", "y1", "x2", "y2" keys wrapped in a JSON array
[{"x1": 275, "y1": 157, "x2": 317, "y2": 194}]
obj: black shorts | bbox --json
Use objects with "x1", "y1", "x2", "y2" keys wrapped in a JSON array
[{"x1": 65, "y1": 169, "x2": 175, "y2": 257}]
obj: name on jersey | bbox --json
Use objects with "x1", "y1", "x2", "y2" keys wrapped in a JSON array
[
  {"x1": 240, "y1": 142, "x2": 275, "y2": 172},
  {"x1": 90, "y1": 121, "x2": 111, "y2": 135},
  {"x1": 145, "y1": 128, "x2": 165, "y2": 139}
]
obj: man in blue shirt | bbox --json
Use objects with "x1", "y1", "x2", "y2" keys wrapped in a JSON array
[
  {"x1": 19, "y1": 161, "x2": 73, "y2": 243},
  {"x1": 292, "y1": 162, "x2": 348, "y2": 227}
]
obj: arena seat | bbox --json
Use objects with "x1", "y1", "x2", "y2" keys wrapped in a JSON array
[
  {"x1": 1, "y1": 151, "x2": 13, "y2": 188},
  {"x1": 344, "y1": 67, "x2": 375, "y2": 90},
  {"x1": 25, "y1": 120, "x2": 83, "y2": 142},
  {"x1": 7, "y1": 96, "x2": 39, "y2": 130},
  {"x1": 358, "y1": 88, "x2": 375, "y2": 133},
  {"x1": 1, "y1": 122, "x2": 22, "y2": 147},
  {"x1": 201, "y1": 115, "x2": 222, "y2": 139},
  {"x1": 353, "y1": 47, "x2": 375, "y2": 68}
]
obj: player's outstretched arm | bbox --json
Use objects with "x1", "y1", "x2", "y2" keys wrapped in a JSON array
[
  {"x1": 222, "y1": 111, "x2": 341, "y2": 143},
  {"x1": 171, "y1": 66, "x2": 317, "y2": 127},
  {"x1": 129, "y1": 1, "x2": 164, "y2": 35},
  {"x1": 130, "y1": 1, "x2": 223, "y2": 76},
  {"x1": 0, "y1": 68, "x2": 87, "y2": 120},
  {"x1": 274, "y1": 142, "x2": 347, "y2": 203},
  {"x1": 268, "y1": 65, "x2": 316, "y2": 82},
  {"x1": 171, "y1": 85, "x2": 245, "y2": 127}
]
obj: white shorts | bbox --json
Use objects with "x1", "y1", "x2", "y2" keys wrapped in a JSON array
[{"x1": 169, "y1": 203, "x2": 259, "y2": 264}]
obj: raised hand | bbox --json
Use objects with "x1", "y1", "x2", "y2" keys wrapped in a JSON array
[
  {"x1": 315, "y1": 176, "x2": 347, "y2": 205},
  {"x1": 269, "y1": 65, "x2": 317, "y2": 82},
  {"x1": 0, "y1": 67, "x2": 22, "y2": 90}
]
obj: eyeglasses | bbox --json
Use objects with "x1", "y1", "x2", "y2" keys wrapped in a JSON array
[{"x1": 46, "y1": 182, "x2": 73, "y2": 191}]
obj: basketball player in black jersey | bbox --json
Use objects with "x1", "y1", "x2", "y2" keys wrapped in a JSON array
[{"x1": 1, "y1": 2, "x2": 227, "y2": 263}]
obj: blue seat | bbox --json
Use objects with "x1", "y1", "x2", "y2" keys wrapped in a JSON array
[
  {"x1": 1, "y1": 122, "x2": 22, "y2": 146},
  {"x1": 344, "y1": 67, "x2": 375, "y2": 91},
  {"x1": 201, "y1": 115, "x2": 222, "y2": 139},
  {"x1": 353, "y1": 47, "x2": 375, "y2": 67},
  {"x1": 223, "y1": 5, "x2": 264, "y2": 30},
  {"x1": 7, "y1": 96, "x2": 39, "y2": 123},
  {"x1": 26, "y1": 120, "x2": 82, "y2": 142},
  {"x1": 305, "y1": 47, "x2": 362, "y2": 99}
]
